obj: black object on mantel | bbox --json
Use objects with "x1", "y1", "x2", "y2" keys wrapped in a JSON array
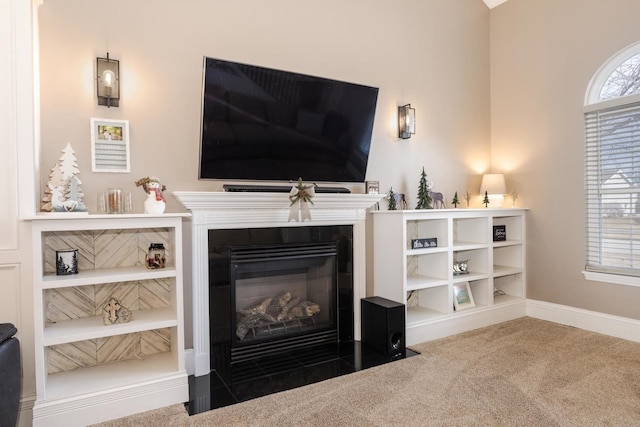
[
  {"x1": 0, "y1": 323, "x2": 21, "y2": 427},
  {"x1": 223, "y1": 184, "x2": 351, "y2": 194}
]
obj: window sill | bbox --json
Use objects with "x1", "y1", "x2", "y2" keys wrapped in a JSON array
[{"x1": 583, "y1": 271, "x2": 640, "y2": 288}]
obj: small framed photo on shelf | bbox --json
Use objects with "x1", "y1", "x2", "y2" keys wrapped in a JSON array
[
  {"x1": 56, "y1": 249, "x2": 79, "y2": 275},
  {"x1": 453, "y1": 282, "x2": 475, "y2": 311},
  {"x1": 365, "y1": 180, "x2": 380, "y2": 195},
  {"x1": 493, "y1": 225, "x2": 506, "y2": 241},
  {"x1": 411, "y1": 238, "x2": 437, "y2": 249}
]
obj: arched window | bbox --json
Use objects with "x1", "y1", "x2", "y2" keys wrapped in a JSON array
[{"x1": 584, "y1": 41, "x2": 640, "y2": 286}]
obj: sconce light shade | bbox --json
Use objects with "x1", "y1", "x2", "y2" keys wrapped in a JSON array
[
  {"x1": 96, "y1": 53, "x2": 120, "y2": 107},
  {"x1": 480, "y1": 173, "x2": 507, "y2": 207},
  {"x1": 398, "y1": 104, "x2": 415, "y2": 139}
]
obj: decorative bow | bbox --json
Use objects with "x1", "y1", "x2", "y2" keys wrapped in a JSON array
[{"x1": 288, "y1": 178, "x2": 315, "y2": 222}]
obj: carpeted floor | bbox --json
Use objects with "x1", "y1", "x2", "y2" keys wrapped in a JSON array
[{"x1": 92, "y1": 317, "x2": 640, "y2": 426}]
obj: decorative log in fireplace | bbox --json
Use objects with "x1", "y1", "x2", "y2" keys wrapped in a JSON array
[
  {"x1": 209, "y1": 226, "x2": 353, "y2": 370},
  {"x1": 236, "y1": 291, "x2": 320, "y2": 341}
]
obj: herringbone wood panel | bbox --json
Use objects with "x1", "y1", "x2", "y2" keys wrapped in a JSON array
[
  {"x1": 44, "y1": 230, "x2": 94, "y2": 274},
  {"x1": 48, "y1": 340, "x2": 97, "y2": 374},
  {"x1": 94, "y1": 229, "x2": 139, "y2": 269},
  {"x1": 44, "y1": 229, "x2": 172, "y2": 373},
  {"x1": 141, "y1": 328, "x2": 171, "y2": 355}
]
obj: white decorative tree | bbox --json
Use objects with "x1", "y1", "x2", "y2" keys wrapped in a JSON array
[
  {"x1": 41, "y1": 143, "x2": 87, "y2": 212},
  {"x1": 41, "y1": 162, "x2": 65, "y2": 212},
  {"x1": 41, "y1": 186, "x2": 52, "y2": 212},
  {"x1": 66, "y1": 175, "x2": 87, "y2": 211},
  {"x1": 59, "y1": 143, "x2": 81, "y2": 184}
]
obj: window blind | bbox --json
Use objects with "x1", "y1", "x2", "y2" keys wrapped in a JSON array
[{"x1": 585, "y1": 101, "x2": 640, "y2": 276}]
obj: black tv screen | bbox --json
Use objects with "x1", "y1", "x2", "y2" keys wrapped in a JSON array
[{"x1": 199, "y1": 57, "x2": 379, "y2": 183}]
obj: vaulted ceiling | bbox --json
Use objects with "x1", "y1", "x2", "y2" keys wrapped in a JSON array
[{"x1": 483, "y1": 0, "x2": 509, "y2": 9}]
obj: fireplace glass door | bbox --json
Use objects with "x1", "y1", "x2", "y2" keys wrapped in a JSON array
[{"x1": 230, "y1": 243, "x2": 338, "y2": 360}]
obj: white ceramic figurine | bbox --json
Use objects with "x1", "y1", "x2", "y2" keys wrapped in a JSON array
[{"x1": 136, "y1": 176, "x2": 166, "y2": 214}]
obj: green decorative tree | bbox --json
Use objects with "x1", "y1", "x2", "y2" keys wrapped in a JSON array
[
  {"x1": 388, "y1": 187, "x2": 397, "y2": 211},
  {"x1": 451, "y1": 192, "x2": 460, "y2": 208},
  {"x1": 482, "y1": 191, "x2": 490, "y2": 208},
  {"x1": 416, "y1": 167, "x2": 433, "y2": 209}
]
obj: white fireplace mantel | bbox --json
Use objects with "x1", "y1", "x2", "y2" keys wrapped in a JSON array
[{"x1": 173, "y1": 191, "x2": 383, "y2": 377}]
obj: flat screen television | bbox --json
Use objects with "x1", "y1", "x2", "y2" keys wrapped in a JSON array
[{"x1": 199, "y1": 57, "x2": 379, "y2": 183}]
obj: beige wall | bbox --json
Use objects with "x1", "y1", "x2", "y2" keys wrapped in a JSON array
[
  {"x1": 37, "y1": 0, "x2": 640, "y2": 326},
  {"x1": 38, "y1": 0, "x2": 490, "y2": 213},
  {"x1": 491, "y1": 0, "x2": 640, "y2": 319},
  {"x1": 37, "y1": 0, "x2": 490, "y2": 362}
]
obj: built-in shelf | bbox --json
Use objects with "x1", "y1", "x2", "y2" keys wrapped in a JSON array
[
  {"x1": 407, "y1": 305, "x2": 448, "y2": 324},
  {"x1": 43, "y1": 352, "x2": 182, "y2": 401},
  {"x1": 43, "y1": 307, "x2": 178, "y2": 346},
  {"x1": 41, "y1": 266, "x2": 177, "y2": 289},
  {"x1": 493, "y1": 265, "x2": 523, "y2": 277},
  {"x1": 406, "y1": 275, "x2": 449, "y2": 290},
  {"x1": 29, "y1": 214, "x2": 189, "y2": 427},
  {"x1": 406, "y1": 247, "x2": 448, "y2": 256},
  {"x1": 372, "y1": 209, "x2": 527, "y2": 345},
  {"x1": 452, "y1": 272, "x2": 489, "y2": 283}
]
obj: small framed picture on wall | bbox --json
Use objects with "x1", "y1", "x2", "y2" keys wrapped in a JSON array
[{"x1": 91, "y1": 118, "x2": 131, "y2": 173}]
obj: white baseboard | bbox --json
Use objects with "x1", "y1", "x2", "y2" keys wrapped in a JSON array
[
  {"x1": 526, "y1": 299, "x2": 640, "y2": 343},
  {"x1": 32, "y1": 374, "x2": 188, "y2": 427},
  {"x1": 406, "y1": 300, "x2": 527, "y2": 346},
  {"x1": 18, "y1": 393, "x2": 35, "y2": 427}
]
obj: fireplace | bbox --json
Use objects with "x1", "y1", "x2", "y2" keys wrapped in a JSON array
[
  {"x1": 209, "y1": 226, "x2": 353, "y2": 370},
  {"x1": 172, "y1": 191, "x2": 383, "y2": 377}
]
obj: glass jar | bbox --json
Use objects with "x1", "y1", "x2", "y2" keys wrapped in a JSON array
[
  {"x1": 107, "y1": 188, "x2": 124, "y2": 214},
  {"x1": 146, "y1": 243, "x2": 166, "y2": 269}
]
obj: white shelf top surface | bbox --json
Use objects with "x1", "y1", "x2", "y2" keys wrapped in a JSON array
[
  {"x1": 41, "y1": 266, "x2": 177, "y2": 289},
  {"x1": 43, "y1": 307, "x2": 178, "y2": 346},
  {"x1": 42, "y1": 352, "x2": 184, "y2": 402}
]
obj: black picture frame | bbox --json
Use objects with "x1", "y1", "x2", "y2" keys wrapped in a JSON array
[{"x1": 56, "y1": 249, "x2": 79, "y2": 275}]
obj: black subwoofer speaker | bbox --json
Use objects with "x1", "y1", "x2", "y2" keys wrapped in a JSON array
[{"x1": 361, "y1": 296, "x2": 405, "y2": 356}]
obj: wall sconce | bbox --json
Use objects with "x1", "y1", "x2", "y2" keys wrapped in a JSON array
[
  {"x1": 96, "y1": 53, "x2": 120, "y2": 107},
  {"x1": 480, "y1": 173, "x2": 506, "y2": 207},
  {"x1": 398, "y1": 104, "x2": 415, "y2": 139}
]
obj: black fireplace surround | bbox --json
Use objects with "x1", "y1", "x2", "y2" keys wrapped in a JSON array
[{"x1": 208, "y1": 225, "x2": 353, "y2": 372}]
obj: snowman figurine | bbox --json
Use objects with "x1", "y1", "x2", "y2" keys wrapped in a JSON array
[{"x1": 144, "y1": 176, "x2": 166, "y2": 214}]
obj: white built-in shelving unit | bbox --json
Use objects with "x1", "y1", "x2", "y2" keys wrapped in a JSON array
[
  {"x1": 28, "y1": 214, "x2": 189, "y2": 427},
  {"x1": 372, "y1": 208, "x2": 527, "y2": 345}
]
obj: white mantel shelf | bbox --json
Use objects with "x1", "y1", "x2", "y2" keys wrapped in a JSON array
[
  {"x1": 173, "y1": 190, "x2": 384, "y2": 377},
  {"x1": 173, "y1": 191, "x2": 383, "y2": 226},
  {"x1": 173, "y1": 191, "x2": 383, "y2": 209}
]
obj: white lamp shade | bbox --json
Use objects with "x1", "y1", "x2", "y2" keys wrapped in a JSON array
[{"x1": 480, "y1": 174, "x2": 506, "y2": 195}]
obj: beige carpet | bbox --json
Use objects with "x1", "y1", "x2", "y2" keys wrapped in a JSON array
[{"x1": 92, "y1": 317, "x2": 640, "y2": 426}]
